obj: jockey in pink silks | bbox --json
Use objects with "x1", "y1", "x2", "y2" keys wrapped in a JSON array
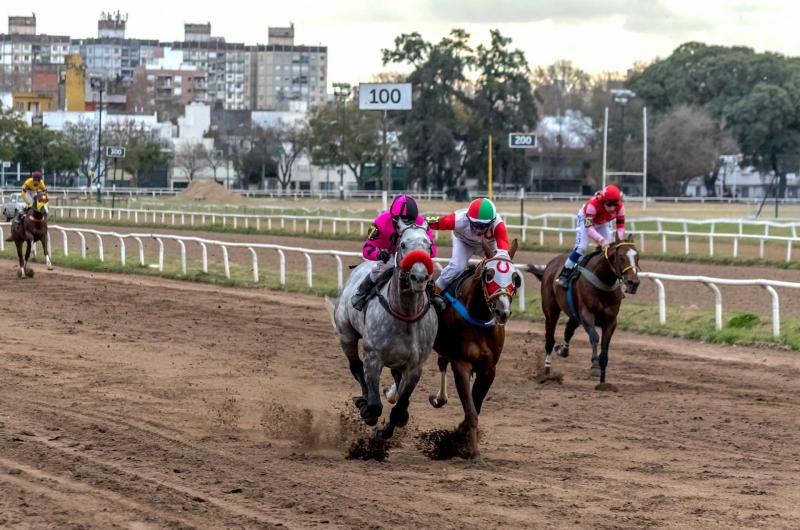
[{"x1": 351, "y1": 195, "x2": 442, "y2": 312}]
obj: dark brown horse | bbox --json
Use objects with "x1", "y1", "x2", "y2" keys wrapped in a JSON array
[
  {"x1": 528, "y1": 233, "x2": 640, "y2": 390},
  {"x1": 388, "y1": 239, "x2": 521, "y2": 464},
  {"x1": 6, "y1": 190, "x2": 52, "y2": 278}
]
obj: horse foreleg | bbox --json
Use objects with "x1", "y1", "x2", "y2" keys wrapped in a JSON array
[
  {"x1": 543, "y1": 305, "x2": 560, "y2": 375},
  {"x1": 378, "y1": 366, "x2": 421, "y2": 440},
  {"x1": 472, "y1": 364, "x2": 496, "y2": 415},
  {"x1": 429, "y1": 355, "x2": 450, "y2": 408},
  {"x1": 580, "y1": 313, "x2": 601, "y2": 378},
  {"x1": 596, "y1": 319, "x2": 619, "y2": 391},
  {"x1": 452, "y1": 359, "x2": 482, "y2": 465},
  {"x1": 361, "y1": 348, "x2": 383, "y2": 426},
  {"x1": 44, "y1": 232, "x2": 53, "y2": 270},
  {"x1": 15, "y1": 241, "x2": 24, "y2": 278}
]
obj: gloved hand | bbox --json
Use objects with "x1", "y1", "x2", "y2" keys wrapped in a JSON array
[
  {"x1": 378, "y1": 249, "x2": 391, "y2": 263},
  {"x1": 601, "y1": 240, "x2": 610, "y2": 253}
]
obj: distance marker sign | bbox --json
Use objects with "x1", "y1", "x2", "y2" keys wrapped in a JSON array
[
  {"x1": 358, "y1": 83, "x2": 412, "y2": 111},
  {"x1": 508, "y1": 133, "x2": 537, "y2": 149},
  {"x1": 106, "y1": 146, "x2": 126, "y2": 158}
]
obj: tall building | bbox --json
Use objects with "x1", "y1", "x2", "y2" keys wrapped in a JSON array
[
  {"x1": 244, "y1": 25, "x2": 327, "y2": 110},
  {"x1": 70, "y1": 12, "x2": 159, "y2": 82},
  {"x1": 0, "y1": 15, "x2": 71, "y2": 91},
  {"x1": 159, "y1": 23, "x2": 245, "y2": 110},
  {"x1": 128, "y1": 61, "x2": 208, "y2": 116}
]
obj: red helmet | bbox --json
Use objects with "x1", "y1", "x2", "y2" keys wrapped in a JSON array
[
  {"x1": 601, "y1": 185, "x2": 621, "y2": 203},
  {"x1": 32, "y1": 171, "x2": 42, "y2": 180}
]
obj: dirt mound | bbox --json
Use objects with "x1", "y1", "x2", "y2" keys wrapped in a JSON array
[{"x1": 178, "y1": 179, "x2": 243, "y2": 203}]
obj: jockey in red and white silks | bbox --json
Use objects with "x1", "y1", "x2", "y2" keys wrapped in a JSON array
[{"x1": 556, "y1": 185, "x2": 626, "y2": 287}]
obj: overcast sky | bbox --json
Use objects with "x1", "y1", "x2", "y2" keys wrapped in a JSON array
[{"x1": 26, "y1": 0, "x2": 800, "y2": 88}]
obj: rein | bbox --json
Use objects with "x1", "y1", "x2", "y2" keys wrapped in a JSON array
[{"x1": 603, "y1": 241, "x2": 638, "y2": 282}]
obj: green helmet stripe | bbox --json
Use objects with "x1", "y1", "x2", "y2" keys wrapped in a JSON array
[{"x1": 478, "y1": 199, "x2": 495, "y2": 221}]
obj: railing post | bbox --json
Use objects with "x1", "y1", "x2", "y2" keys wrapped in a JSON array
[
  {"x1": 517, "y1": 273, "x2": 525, "y2": 313},
  {"x1": 117, "y1": 237, "x2": 125, "y2": 266},
  {"x1": 333, "y1": 254, "x2": 343, "y2": 290},
  {"x1": 177, "y1": 240, "x2": 186, "y2": 275},
  {"x1": 78, "y1": 231, "x2": 86, "y2": 259},
  {"x1": 662, "y1": 233, "x2": 667, "y2": 254},
  {"x1": 684, "y1": 235, "x2": 689, "y2": 255},
  {"x1": 651, "y1": 278, "x2": 666, "y2": 325},
  {"x1": 221, "y1": 245, "x2": 230, "y2": 279},
  {"x1": 95, "y1": 234, "x2": 104, "y2": 262},
  {"x1": 303, "y1": 252, "x2": 313, "y2": 287},
  {"x1": 762, "y1": 285, "x2": 780, "y2": 338},
  {"x1": 276, "y1": 249, "x2": 286, "y2": 285},
  {"x1": 61, "y1": 228, "x2": 68, "y2": 256},
  {"x1": 199, "y1": 242, "x2": 208, "y2": 273},
  {"x1": 788, "y1": 240, "x2": 793, "y2": 262},
  {"x1": 733, "y1": 238, "x2": 738, "y2": 258},
  {"x1": 155, "y1": 237, "x2": 164, "y2": 271},
  {"x1": 760, "y1": 239, "x2": 765, "y2": 259},
  {"x1": 704, "y1": 282, "x2": 722, "y2": 330},
  {"x1": 709, "y1": 236, "x2": 714, "y2": 257},
  {"x1": 134, "y1": 237, "x2": 144, "y2": 266},
  {"x1": 248, "y1": 247, "x2": 258, "y2": 283}
]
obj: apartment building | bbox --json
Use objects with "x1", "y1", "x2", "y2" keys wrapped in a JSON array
[
  {"x1": 70, "y1": 12, "x2": 159, "y2": 82},
  {"x1": 244, "y1": 25, "x2": 327, "y2": 110},
  {"x1": 159, "y1": 23, "x2": 245, "y2": 110},
  {"x1": 129, "y1": 61, "x2": 208, "y2": 115},
  {"x1": 0, "y1": 15, "x2": 70, "y2": 90}
]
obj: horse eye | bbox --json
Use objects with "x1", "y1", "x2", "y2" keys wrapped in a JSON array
[{"x1": 401, "y1": 242, "x2": 406, "y2": 250}]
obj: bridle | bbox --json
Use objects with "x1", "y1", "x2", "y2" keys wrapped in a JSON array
[
  {"x1": 604, "y1": 241, "x2": 638, "y2": 282},
  {"x1": 477, "y1": 255, "x2": 517, "y2": 304}
]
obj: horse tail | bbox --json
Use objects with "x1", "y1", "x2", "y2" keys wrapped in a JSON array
[
  {"x1": 525, "y1": 264, "x2": 545, "y2": 282},
  {"x1": 324, "y1": 296, "x2": 339, "y2": 334}
]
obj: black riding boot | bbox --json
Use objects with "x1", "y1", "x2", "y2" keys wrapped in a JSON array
[
  {"x1": 555, "y1": 266, "x2": 573, "y2": 288},
  {"x1": 427, "y1": 282, "x2": 447, "y2": 313},
  {"x1": 351, "y1": 275, "x2": 377, "y2": 312}
]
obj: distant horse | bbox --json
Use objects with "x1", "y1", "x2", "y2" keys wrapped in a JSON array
[
  {"x1": 527, "y1": 234, "x2": 640, "y2": 390},
  {"x1": 328, "y1": 219, "x2": 437, "y2": 440},
  {"x1": 387, "y1": 238, "x2": 521, "y2": 464},
  {"x1": 6, "y1": 190, "x2": 52, "y2": 278}
]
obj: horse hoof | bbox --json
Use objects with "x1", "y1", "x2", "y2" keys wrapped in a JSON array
[
  {"x1": 352, "y1": 396, "x2": 367, "y2": 410},
  {"x1": 555, "y1": 345, "x2": 569, "y2": 358},
  {"x1": 470, "y1": 455, "x2": 485, "y2": 466},
  {"x1": 383, "y1": 385, "x2": 397, "y2": 404},
  {"x1": 25, "y1": 268, "x2": 34, "y2": 278},
  {"x1": 595, "y1": 383, "x2": 619, "y2": 392},
  {"x1": 47, "y1": 266, "x2": 53, "y2": 271},
  {"x1": 377, "y1": 426, "x2": 395, "y2": 440},
  {"x1": 395, "y1": 410, "x2": 410, "y2": 428},
  {"x1": 361, "y1": 404, "x2": 382, "y2": 425},
  {"x1": 363, "y1": 416, "x2": 380, "y2": 427},
  {"x1": 429, "y1": 394, "x2": 446, "y2": 409}
]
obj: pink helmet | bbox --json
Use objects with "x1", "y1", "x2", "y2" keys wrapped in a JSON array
[{"x1": 389, "y1": 195, "x2": 419, "y2": 224}]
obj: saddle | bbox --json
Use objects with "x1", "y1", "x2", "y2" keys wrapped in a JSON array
[
  {"x1": 566, "y1": 247, "x2": 603, "y2": 285},
  {"x1": 442, "y1": 265, "x2": 476, "y2": 302},
  {"x1": 564, "y1": 247, "x2": 621, "y2": 319},
  {"x1": 366, "y1": 267, "x2": 395, "y2": 302}
]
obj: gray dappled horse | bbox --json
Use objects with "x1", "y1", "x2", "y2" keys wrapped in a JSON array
[{"x1": 328, "y1": 219, "x2": 437, "y2": 440}]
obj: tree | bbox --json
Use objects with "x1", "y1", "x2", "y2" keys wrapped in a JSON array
[
  {"x1": 382, "y1": 29, "x2": 475, "y2": 189},
  {"x1": 0, "y1": 102, "x2": 24, "y2": 163},
  {"x1": 307, "y1": 102, "x2": 382, "y2": 190},
  {"x1": 202, "y1": 144, "x2": 225, "y2": 183},
  {"x1": 174, "y1": 142, "x2": 209, "y2": 182},
  {"x1": 648, "y1": 106, "x2": 738, "y2": 196},
  {"x1": 464, "y1": 30, "x2": 537, "y2": 189},
  {"x1": 62, "y1": 118, "x2": 105, "y2": 184},
  {"x1": 104, "y1": 120, "x2": 168, "y2": 186},
  {"x1": 532, "y1": 60, "x2": 591, "y2": 115},
  {"x1": 259, "y1": 122, "x2": 308, "y2": 190}
]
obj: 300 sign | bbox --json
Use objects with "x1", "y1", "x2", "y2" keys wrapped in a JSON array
[
  {"x1": 508, "y1": 133, "x2": 537, "y2": 148},
  {"x1": 106, "y1": 146, "x2": 126, "y2": 158}
]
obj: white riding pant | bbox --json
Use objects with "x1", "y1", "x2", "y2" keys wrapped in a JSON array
[
  {"x1": 436, "y1": 237, "x2": 483, "y2": 290},
  {"x1": 574, "y1": 210, "x2": 613, "y2": 254},
  {"x1": 23, "y1": 191, "x2": 36, "y2": 208}
]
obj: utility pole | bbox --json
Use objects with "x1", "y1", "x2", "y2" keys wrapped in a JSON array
[
  {"x1": 92, "y1": 77, "x2": 105, "y2": 204},
  {"x1": 382, "y1": 109, "x2": 389, "y2": 192}
]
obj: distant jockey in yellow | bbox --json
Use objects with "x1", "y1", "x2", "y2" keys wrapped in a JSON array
[{"x1": 18, "y1": 171, "x2": 47, "y2": 224}]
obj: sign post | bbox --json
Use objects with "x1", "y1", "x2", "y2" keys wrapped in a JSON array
[
  {"x1": 359, "y1": 83, "x2": 412, "y2": 204},
  {"x1": 1, "y1": 161, "x2": 10, "y2": 188},
  {"x1": 106, "y1": 147, "x2": 126, "y2": 209}
]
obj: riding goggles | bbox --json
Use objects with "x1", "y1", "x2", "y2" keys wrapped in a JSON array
[
  {"x1": 604, "y1": 201, "x2": 619, "y2": 207},
  {"x1": 469, "y1": 220, "x2": 492, "y2": 230}
]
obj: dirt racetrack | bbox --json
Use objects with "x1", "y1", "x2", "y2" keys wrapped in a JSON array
[{"x1": 2, "y1": 268, "x2": 800, "y2": 529}]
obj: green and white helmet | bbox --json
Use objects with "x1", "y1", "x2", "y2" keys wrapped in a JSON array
[{"x1": 467, "y1": 198, "x2": 497, "y2": 228}]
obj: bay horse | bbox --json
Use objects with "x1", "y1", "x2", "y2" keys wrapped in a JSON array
[
  {"x1": 387, "y1": 238, "x2": 521, "y2": 464},
  {"x1": 527, "y1": 233, "x2": 640, "y2": 390},
  {"x1": 6, "y1": 190, "x2": 53, "y2": 277},
  {"x1": 327, "y1": 219, "x2": 437, "y2": 440}
]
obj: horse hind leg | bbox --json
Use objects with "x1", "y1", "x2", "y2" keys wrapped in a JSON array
[
  {"x1": 383, "y1": 369, "x2": 402, "y2": 405},
  {"x1": 556, "y1": 318, "x2": 580, "y2": 358},
  {"x1": 429, "y1": 355, "x2": 450, "y2": 408},
  {"x1": 15, "y1": 241, "x2": 24, "y2": 278},
  {"x1": 542, "y1": 305, "x2": 560, "y2": 376},
  {"x1": 595, "y1": 320, "x2": 619, "y2": 392},
  {"x1": 339, "y1": 330, "x2": 368, "y2": 408},
  {"x1": 44, "y1": 233, "x2": 53, "y2": 270},
  {"x1": 579, "y1": 313, "x2": 601, "y2": 378}
]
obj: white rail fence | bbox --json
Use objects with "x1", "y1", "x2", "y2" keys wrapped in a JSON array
[
  {"x1": 1, "y1": 223, "x2": 796, "y2": 338},
  {"x1": 0, "y1": 224, "x2": 527, "y2": 313},
  {"x1": 637, "y1": 272, "x2": 800, "y2": 338}
]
